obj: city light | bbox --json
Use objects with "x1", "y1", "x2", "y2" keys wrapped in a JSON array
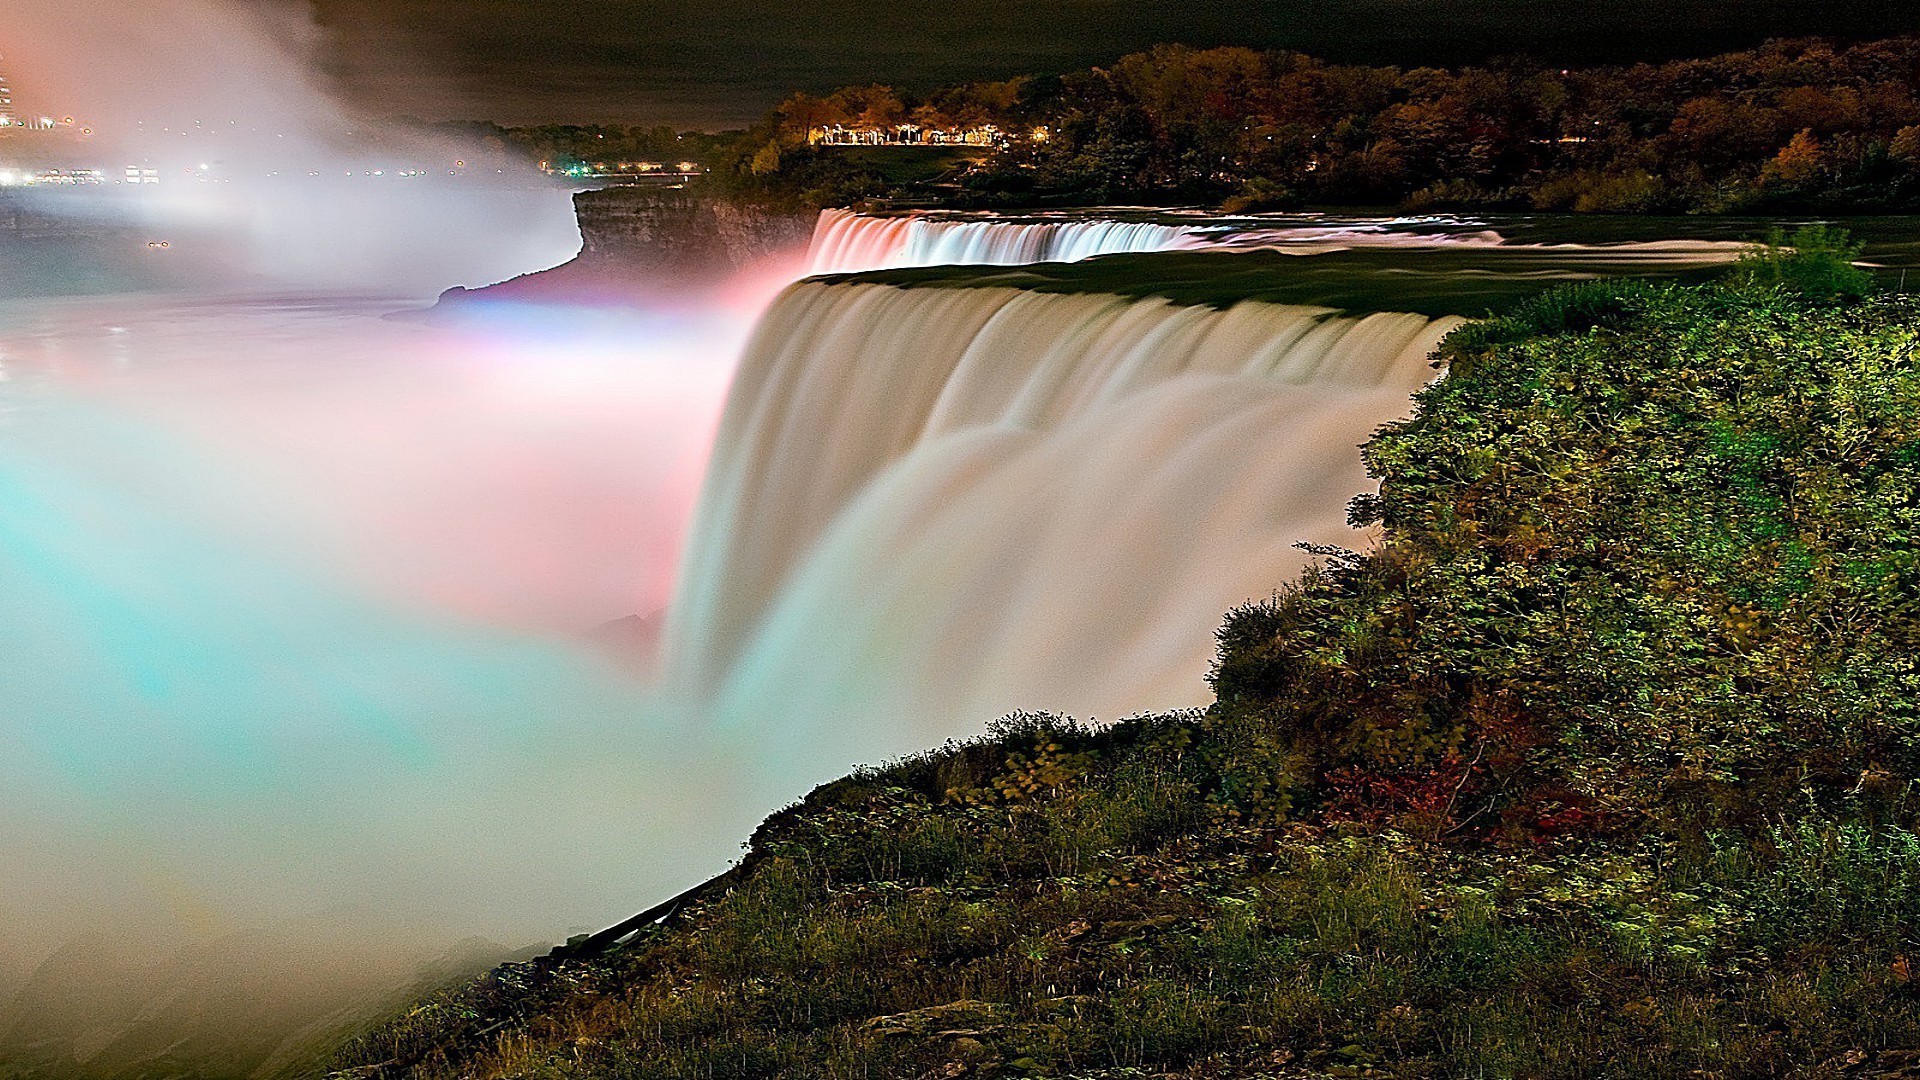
[{"x1": 0, "y1": 168, "x2": 107, "y2": 186}]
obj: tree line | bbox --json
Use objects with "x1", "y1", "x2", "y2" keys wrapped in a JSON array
[{"x1": 705, "y1": 35, "x2": 1920, "y2": 212}]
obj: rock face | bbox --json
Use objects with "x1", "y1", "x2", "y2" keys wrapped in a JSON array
[
  {"x1": 573, "y1": 188, "x2": 815, "y2": 274},
  {"x1": 439, "y1": 187, "x2": 815, "y2": 307}
]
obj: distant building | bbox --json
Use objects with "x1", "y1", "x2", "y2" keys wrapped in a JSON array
[
  {"x1": 809, "y1": 124, "x2": 1009, "y2": 148},
  {"x1": 0, "y1": 54, "x2": 14, "y2": 126},
  {"x1": 33, "y1": 168, "x2": 103, "y2": 185},
  {"x1": 0, "y1": 58, "x2": 80, "y2": 131}
]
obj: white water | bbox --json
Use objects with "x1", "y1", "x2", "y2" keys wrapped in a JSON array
[
  {"x1": 664, "y1": 282, "x2": 1460, "y2": 767},
  {"x1": 807, "y1": 208, "x2": 1201, "y2": 274},
  {"x1": 803, "y1": 208, "x2": 1756, "y2": 278}
]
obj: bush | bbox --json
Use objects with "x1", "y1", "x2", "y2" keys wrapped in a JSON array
[
  {"x1": 1402, "y1": 178, "x2": 1495, "y2": 212},
  {"x1": 1216, "y1": 271, "x2": 1920, "y2": 841},
  {"x1": 1439, "y1": 276, "x2": 1664, "y2": 364},
  {"x1": 1748, "y1": 821, "x2": 1920, "y2": 948},
  {"x1": 1219, "y1": 177, "x2": 1299, "y2": 213},
  {"x1": 1730, "y1": 223, "x2": 1876, "y2": 301},
  {"x1": 1528, "y1": 170, "x2": 1668, "y2": 213}
]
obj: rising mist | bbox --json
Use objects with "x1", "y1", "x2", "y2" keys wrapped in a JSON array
[
  {"x1": 0, "y1": 0, "x2": 580, "y2": 294},
  {"x1": 0, "y1": 3, "x2": 795, "y2": 1069}
]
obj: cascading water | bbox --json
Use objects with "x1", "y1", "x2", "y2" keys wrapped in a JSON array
[
  {"x1": 663, "y1": 281, "x2": 1461, "y2": 772},
  {"x1": 806, "y1": 208, "x2": 1201, "y2": 274},
  {"x1": 803, "y1": 209, "x2": 1762, "y2": 278}
]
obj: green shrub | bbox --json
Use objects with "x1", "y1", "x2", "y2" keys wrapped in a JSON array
[
  {"x1": 1748, "y1": 821, "x2": 1920, "y2": 947},
  {"x1": 1403, "y1": 178, "x2": 1496, "y2": 211},
  {"x1": 1529, "y1": 170, "x2": 1668, "y2": 213},
  {"x1": 1219, "y1": 177, "x2": 1299, "y2": 213},
  {"x1": 1441, "y1": 277, "x2": 1665, "y2": 361},
  {"x1": 1730, "y1": 223, "x2": 1876, "y2": 301}
]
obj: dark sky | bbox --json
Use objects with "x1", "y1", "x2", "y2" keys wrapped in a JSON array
[{"x1": 298, "y1": 0, "x2": 1919, "y2": 128}]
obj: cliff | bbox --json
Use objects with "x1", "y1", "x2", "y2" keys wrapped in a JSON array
[{"x1": 437, "y1": 187, "x2": 815, "y2": 307}]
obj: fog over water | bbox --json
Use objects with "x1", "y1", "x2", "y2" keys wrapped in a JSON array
[
  {"x1": 0, "y1": 288, "x2": 782, "y2": 988},
  {"x1": 0, "y1": 0, "x2": 792, "y2": 1043},
  {"x1": 0, "y1": 0, "x2": 583, "y2": 296}
]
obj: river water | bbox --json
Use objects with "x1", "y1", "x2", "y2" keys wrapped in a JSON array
[{"x1": 0, "y1": 288, "x2": 775, "y2": 1001}]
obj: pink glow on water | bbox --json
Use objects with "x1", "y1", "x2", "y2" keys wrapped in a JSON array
[
  {"x1": 368, "y1": 305, "x2": 745, "y2": 630},
  {"x1": 0, "y1": 294, "x2": 749, "y2": 640},
  {"x1": 0, "y1": 282, "x2": 782, "y2": 1007}
]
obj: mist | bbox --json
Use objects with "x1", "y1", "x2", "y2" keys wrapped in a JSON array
[
  {"x1": 0, "y1": 1, "x2": 806, "y2": 1068},
  {"x1": 0, "y1": 291, "x2": 809, "y2": 1059},
  {"x1": 0, "y1": 0, "x2": 581, "y2": 295}
]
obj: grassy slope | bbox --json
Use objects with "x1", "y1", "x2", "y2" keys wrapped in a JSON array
[{"x1": 335, "y1": 268, "x2": 1920, "y2": 1079}]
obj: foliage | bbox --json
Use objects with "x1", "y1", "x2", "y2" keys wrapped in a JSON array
[
  {"x1": 734, "y1": 35, "x2": 1920, "y2": 212},
  {"x1": 1219, "y1": 177, "x2": 1301, "y2": 214},
  {"x1": 335, "y1": 277, "x2": 1920, "y2": 1078},
  {"x1": 1220, "y1": 273, "x2": 1920, "y2": 843},
  {"x1": 465, "y1": 37, "x2": 1920, "y2": 215},
  {"x1": 1729, "y1": 223, "x2": 1877, "y2": 300}
]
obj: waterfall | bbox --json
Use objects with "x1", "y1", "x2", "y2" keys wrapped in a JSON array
[
  {"x1": 662, "y1": 281, "x2": 1461, "y2": 766},
  {"x1": 807, "y1": 208, "x2": 1201, "y2": 274}
]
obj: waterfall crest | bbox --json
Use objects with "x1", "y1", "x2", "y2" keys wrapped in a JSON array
[
  {"x1": 807, "y1": 209, "x2": 1200, "y2": 274},
  {"x1": 663, "y1": 281, "x2": 1460, "y2": 762}
]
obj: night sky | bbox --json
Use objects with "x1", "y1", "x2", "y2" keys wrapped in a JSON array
[{"x1": 300, "y1": 0, "x2": 1914, "y2": 128}]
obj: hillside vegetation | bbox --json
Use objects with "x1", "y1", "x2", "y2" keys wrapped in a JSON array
[
  {"x1": 335, "y1": 238, "x2": 1920, "y2": 1079},
  {"x1": 713, "y1": 36, "x2": 1920, "y2": 213}
]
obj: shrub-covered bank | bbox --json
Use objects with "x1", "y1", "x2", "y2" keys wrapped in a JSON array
[{"x1": 335, "y1": 248, "x2": 1920, "y2": 1079}]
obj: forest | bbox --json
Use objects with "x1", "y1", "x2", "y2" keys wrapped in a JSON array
[{"x1": 703, "y1": 35, "x2": 1920, "y2": 212}]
